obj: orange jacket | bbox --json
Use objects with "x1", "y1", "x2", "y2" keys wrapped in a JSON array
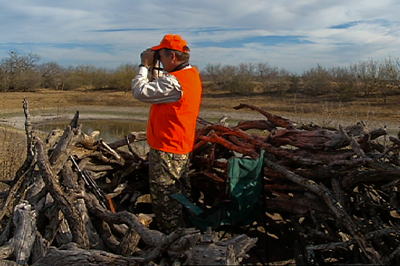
[{"x1": 147, "y1": 67, "x2": 203, "y2": 154}]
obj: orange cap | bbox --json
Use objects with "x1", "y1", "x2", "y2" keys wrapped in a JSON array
[{"x1": 152, "y1": 34, "x2": 190, "y2": 53}]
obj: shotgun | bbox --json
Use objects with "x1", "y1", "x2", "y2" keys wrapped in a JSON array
[{"x1": 70, "y1": 155, "x2": 115, "y2": 212}]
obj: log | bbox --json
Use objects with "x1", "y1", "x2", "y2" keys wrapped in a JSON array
[
  {"x1": 36, "y1": 138, "x2": 90, "y2": 249},
  {"x1": 84, "y1": 192, "x2": 165, "y2": 248},
  {"x1": 0, "y1": 260, "x2": 19, "y2": 266},
  {"x1": 183, "y1": 229, "x2": 257, "y2": 265},
  {"x1": 0, "y1": 245, "x2": 13, "y2": 260},
  {"x1": 235, "y1": 119, "x2": 275, "y2": 132},
  {"x1": 13, "y1": 98, "x2": 35, "y2": 186},
  {"x1": 263, "y1": 157, "x2": 384, "y2": 265},
  {"x1": 116, "y1": 213, "x2": 152, "y2": 256},
  {"x1": 269, "y1": 128, "x2": 351, "y2": 150},
  {"x1": 91, "y1": 219, "x2": 120, "y2": 253},
  {"x1": 31, "y1": 233, "x2": 50, "y2": 264},
  {"x1": 11, "y1": 201, "x2": 37, "y2": 265},
  {"x1": 48, "y1": 112, "x2": 82, "y2": 175},
  {"x1": 108, "y1": 131, "x2": 147, "y2": 149},
  {"x1": 233, "y1": 103, "x2": 294, "y2": 129},
  {"x1": 32, "y1": 242, "x2": 138, "y2": 266}
]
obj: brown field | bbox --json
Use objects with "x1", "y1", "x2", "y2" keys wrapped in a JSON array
[
  {"x1": 0, "y1": 87, "x2": 399, "y2": 182},
  {"x1": 1, "y1": 86, "x2": 399, "y2": 126}
]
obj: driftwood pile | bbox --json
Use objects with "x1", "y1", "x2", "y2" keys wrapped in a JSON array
[
  {"x1": 191, "y1": 104, "x2": 400, "y2": 265},
  {"x1": 1, "y1": 99, "x2": 400, "y2": 265}
]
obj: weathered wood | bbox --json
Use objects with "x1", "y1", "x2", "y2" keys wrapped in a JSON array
[
  {"x1": 233, "y1": 103, "x2": 294, "y2": 129},
  {"x1": 200, "y1": 134, "x2": 260, "y2": 158},
  {"x1": 36, "y1": 138, "x2": 90, "y2": 249},
  {"x1": 81, "y1": 162, "x2": 114, "y2": 172},
  {"x1": 108, "y1": 131, "x2": 147, "y2": 149},
  {"x1": 235, "y1": 119, "x2": 275, "y2": 132},
  {"x1": 266, "y1": 195, "x2": 329, "y2": 215},
  {"x1": 11, "y1": 201, "x2": 37, "y2": 265},
  {"x1": 61, "y1": 161, "x2": 105, "y2": 249},
  {"x1": 45, "y1": 129, "x2": 63, "y2": 150},
  {"x1": 13, "y1": 98, "x2": 35, "y2": 184},
  {"x1": 125, "y1": 135, "x2": 146, "y2": 162},
  {"x1": 0, "y1": 219, "x2": 12, "y2": 246},
  {"x1": 91, "y1": 219, "x2": 120, "y2": 253},
  {"x1": 263, "y1": 157, "x2": 384, "y2": 265},
  {"x1": 48, "y1": 111, "x2": 82, "y2": 175},
  {"x1": 25, "y1": 171, "x2": 46, "y2": 206},
  {"x1": 42, "y1": 202, "x2": 70, "y2": 245},
  {"x1": 0, "y1": 245, "x2": 13, "y2": 260},
  {"x1": 0, "y1": 260, "x2": 19, "y2": 266},
  {"x1": 116, "y1": 213, "x2": 153, "y2": 256},
  {"x1": 184, "y1": 232, "x2": 257, "y2": 265},
  {"x1": 77, "y1": 131, "x2": 100, "y2": 150},
  {"x1": 31, "y1": 233, "x2": 50, "y2": 264},
  {"x1": 269, "y1": 128, "x2": 351, "y2": 150},
  {"x1": 77, "y1": 197, "x2": 104, "y2": 250},
  {"x1": 84, "y1": 192, "x2": 165, "y2": 248},
  {"x1": 116, "y1": 227, "x2": 141, "y2": 256},
  {"x1": 32, "y1": 242, "x2": 138, "y2": 266}
]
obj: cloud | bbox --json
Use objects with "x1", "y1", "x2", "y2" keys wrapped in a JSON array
[{"x1": 1, "y1": 0, "x2": 400, "y2": 73}]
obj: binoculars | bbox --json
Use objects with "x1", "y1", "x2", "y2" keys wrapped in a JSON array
[
  {"x1": 153, "y1": 50, "x2": 160, "y2": 64},
  {"x1": 140, "y1": 49, "x2": 160, "y2": 68}
]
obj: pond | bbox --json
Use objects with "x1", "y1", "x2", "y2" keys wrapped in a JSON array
[
  {"x1": 36, "y1": 120, "x2": 147, "y2": 143},
  {"x1": 35, "y1": 119, "x2": 399, "y2": 146}
]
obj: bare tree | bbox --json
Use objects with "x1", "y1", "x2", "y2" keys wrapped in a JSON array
[
  {"x1": 256, "y1": 62, "x2": 279, "y2": 93},
  {"x1": 109, "y1": 63, "x2": 138, "y2": 93},
  {"x1": 0, "y1": 51, "x2": 41, "y2": 91},
  {"x1": 329, "y1": 66, "x2": 357, "y2": 100},
  {"x1": 302, "y1": 64, "x2": 332, "y2": 95},
  {"x1": 350, "y1": 58, "x2": 379, "y2": 97},
  {"x1": 37, "y1": 62, "x2": 66, "y2": 90}
]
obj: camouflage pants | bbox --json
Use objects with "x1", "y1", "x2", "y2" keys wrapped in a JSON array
[{"x1": 149, "y1": 148, "x2": 191, "y2": 234}]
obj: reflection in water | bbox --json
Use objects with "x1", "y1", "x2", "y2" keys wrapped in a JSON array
[{"x1": 36, "y1": 120, "x2": 147, "y2": 143}]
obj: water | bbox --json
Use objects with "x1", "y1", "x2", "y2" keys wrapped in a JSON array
[
  {"x1": 35, "y1": 119, "x2": 399, "y2": 145},
  {"x1": 36, "y1": 120, "x2": 147, "y2": 143}
]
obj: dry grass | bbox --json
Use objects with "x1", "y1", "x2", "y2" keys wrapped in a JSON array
[
  {"x1": 1, "y1": 88, "x2": 399, "y2": 122},
  {"x1": 0, "y1": 87, "x2": 399, "y2": 182},
  {"x1": 0, "y1": 127, "x2": 25, "y2": 184}
]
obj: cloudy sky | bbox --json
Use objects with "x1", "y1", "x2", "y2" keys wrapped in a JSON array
[{"x1": 1, "y1": 0, "x2": 399, "y2": 73}]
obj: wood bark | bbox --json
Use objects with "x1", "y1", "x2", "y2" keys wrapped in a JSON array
[
  {"x1": 11, "y1": 201, "x2": 37, "y2": 265},
  {"x1": 36, "y1": 138, "x2": 90, "y2": 249}
]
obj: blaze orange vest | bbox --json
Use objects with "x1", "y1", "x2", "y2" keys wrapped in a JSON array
[{"x1": 147, "y1": 67, "x2": 203, "y2": 154}]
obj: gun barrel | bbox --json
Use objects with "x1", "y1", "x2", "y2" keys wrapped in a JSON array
[{"x1": 70, "y1": 156, "x2": 108, "y2": 210}]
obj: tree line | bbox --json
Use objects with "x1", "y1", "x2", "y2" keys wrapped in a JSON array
[
  {"x1": 1, "y1": 51, "x2": 400, "y2": 103},
  {"x1": 201, "y1": 58, "x2": 400, "y2": 103},
  {"x1": 0, "y1": 51, "x2": 137, "y2": 93}
]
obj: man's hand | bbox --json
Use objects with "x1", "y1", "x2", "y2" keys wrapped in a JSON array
[{"x1": 140, "y1": 48, "x2": 154, "y2": 68}]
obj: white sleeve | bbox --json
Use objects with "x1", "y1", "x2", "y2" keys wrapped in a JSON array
[{"x1": 131, "y1": 66, "x2": 182, "y2": 104}]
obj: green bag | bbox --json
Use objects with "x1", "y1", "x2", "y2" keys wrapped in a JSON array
[
  {"x1": 223, "y1": 149, "x2": 265, "y2": 226},
  {"x1": 171, "y1": 150, "x2": 265, "y2": 231}
]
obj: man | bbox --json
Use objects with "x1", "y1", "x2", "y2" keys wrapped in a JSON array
[{"x1": 131, "y1": 34, "x2": 203, "y2": 234}]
